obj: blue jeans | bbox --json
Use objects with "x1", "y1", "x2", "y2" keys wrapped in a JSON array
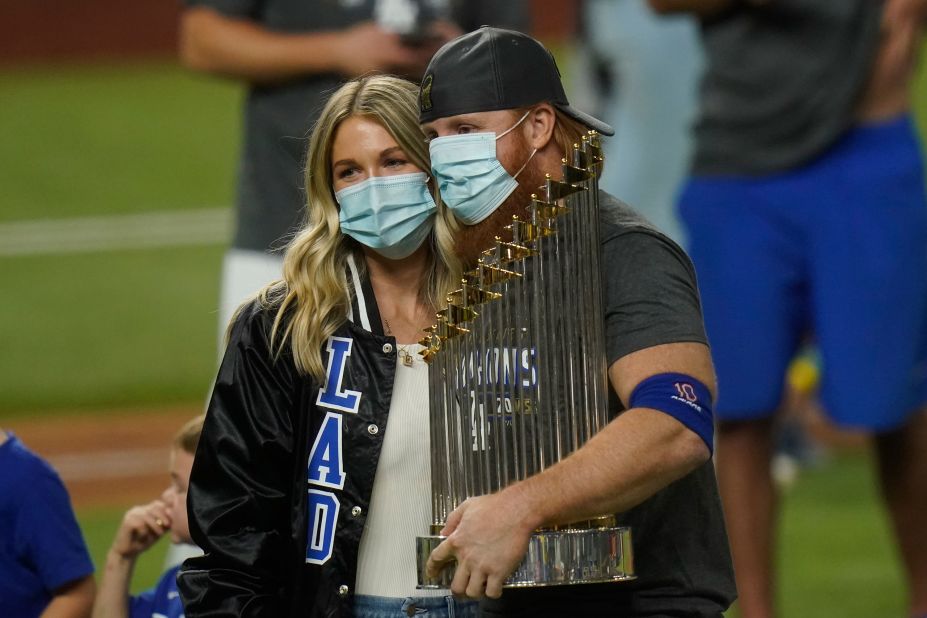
[{"x1": 353, "y1": 594, "x2": 478, "y2": 618}]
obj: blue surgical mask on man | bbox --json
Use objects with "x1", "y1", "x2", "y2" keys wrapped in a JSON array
[
  {"x1": 335, "y1": 171, "x2": 437, "y2": 260},
  {"x1": 429, "y1": 111, "x2": 538, "y2": 225}
]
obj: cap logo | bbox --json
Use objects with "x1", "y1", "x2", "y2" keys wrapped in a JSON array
[{"x1": 420, "y1": 74, "x2": 433, "y2": 112}]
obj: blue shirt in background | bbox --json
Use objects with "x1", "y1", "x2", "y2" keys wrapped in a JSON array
[
  {"x1": 0, "y1": 434, "x2": 94, "y2": 618},
  {"x1": 130, "y1": 564, "x2": 185, "y2": 618}
]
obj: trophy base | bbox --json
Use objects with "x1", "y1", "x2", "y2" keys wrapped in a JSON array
[{"x1": 416, "y1": 526, "x2": 635, "y2": 588}]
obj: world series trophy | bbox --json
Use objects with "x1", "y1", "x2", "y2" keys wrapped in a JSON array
[{"x1": 416, "y1": 133, "x2": 635, "y2": 588}]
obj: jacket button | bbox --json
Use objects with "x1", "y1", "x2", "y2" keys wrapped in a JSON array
[
  {"x1": 367, "y1": 424, "x2": 379, "y2": 435},
  {"x1": 338, "y1": 584, "x2": 349, "y2": 597},
  {"x1": 382, "y1": 343, "x2": 393, "y2": 354},
  {"x1": 351, "y1": 506, "x2": 362, "y2": 517}
]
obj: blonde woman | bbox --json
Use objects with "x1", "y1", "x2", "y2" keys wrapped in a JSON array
[{"x1": 178, "y1": 75, "x2": 473, "y2": 618}]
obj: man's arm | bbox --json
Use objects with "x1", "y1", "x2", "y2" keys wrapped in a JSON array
[
  {"x1": 647, "y1": 0, "x2": 751, "y2": 16},
  {"x1": 427, "y1": 341, "x2": 713, "y2": 599},
  {"x1": 40, "y1": 576, "x2": 96, "y2": 618},
  {"x1": 178, "y1": 6, "x2": 438, "y2": 84},
  {"x1": 857, "y1": 0, "x2": 927, "y2": 120},
  {"x1": 515, "y1": 341, "x2": 713, "y2": 522}
]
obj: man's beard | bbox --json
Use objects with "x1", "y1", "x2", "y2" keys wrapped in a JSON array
[{"x1": 455, "y1": 137, "x2": 546, "y2": 270}]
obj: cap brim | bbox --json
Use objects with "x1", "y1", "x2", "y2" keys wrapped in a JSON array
[{"x1": 557, "y1": 104, "x2": 615, "y2": 137}]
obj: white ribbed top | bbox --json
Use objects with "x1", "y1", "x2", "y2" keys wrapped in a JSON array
[{"x1": 354, "y1": 344, "x2": 444, "y2": 597}]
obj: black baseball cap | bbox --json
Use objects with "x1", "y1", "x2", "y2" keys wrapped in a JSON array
[{"x1": 419, "y1": 26, "x2": 614, "y2": 136}]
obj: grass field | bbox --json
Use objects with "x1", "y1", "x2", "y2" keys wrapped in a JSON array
[
  {"x1": 0, "y1": 246, "x2": 223, "y2": 413},
  {"x1": 775, "y1": 452, "x2": 904, "y2": 617},
  {"x1": 0, "y1": 64, "x2": 237, "y2": 416},
  {"x1": 2, "y1": 49, "x2": 925, "y2": 616},
  {"x1": 0, "y1": 63, "x2": 240, "y2": 222}
]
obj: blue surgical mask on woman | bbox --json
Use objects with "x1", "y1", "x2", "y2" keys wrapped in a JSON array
[
  {"x1": 335, "y1": 171, "x2": 437, "y2": 260},
  {"x1": 429, "y1": 110, "x2": 538, "y2": 225}
]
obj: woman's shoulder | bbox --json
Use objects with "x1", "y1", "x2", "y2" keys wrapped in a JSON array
[{"x1": 226, "y1": 286, "x2": 291, "y2": 353}]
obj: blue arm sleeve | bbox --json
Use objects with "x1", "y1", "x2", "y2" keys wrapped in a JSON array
[
  {"x1": 130, "y1": 566, "x2": 184, "y2": 618},
  {"x1": 17, "y1": 464, "x2": 94, "y2": 593},
  {"x1": 629, "y1": 372, "x2": 714, "y2": 453}
]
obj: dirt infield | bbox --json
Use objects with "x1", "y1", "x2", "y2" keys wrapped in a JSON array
[
  {"x1": 7, "y1": 405, "x2": 201, "y2": 509},
  {"x1": 0, "y1": 1, "x2": 180, "y2": 65}
]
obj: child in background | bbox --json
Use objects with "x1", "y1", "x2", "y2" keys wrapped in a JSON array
[{"x1": 93, "y1": 415, "x2": 203, "y2": 618}]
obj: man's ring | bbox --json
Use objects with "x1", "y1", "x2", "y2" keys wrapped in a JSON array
[{"x1": 156, "y1": 518, "x2": 165, "y2": 528}]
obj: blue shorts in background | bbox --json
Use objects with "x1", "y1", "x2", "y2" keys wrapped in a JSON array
[{"x1": 679, "y1": 114, "x2": 927, "y2": 430}]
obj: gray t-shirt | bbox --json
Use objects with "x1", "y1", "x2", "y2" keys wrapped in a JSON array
[
  {"x1": 480, "y1": 192, "x2": 736, "y2": 617},
  {"x1": 693, "y1": 0, "x2": 883, "y2": 175},
  {"x1": 186, "y1": 0, "x2": 529, "y2": 253}
]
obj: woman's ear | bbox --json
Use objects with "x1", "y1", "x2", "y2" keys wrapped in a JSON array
[{"x1": 524, "y1": 103, "x2": 556, "y2": 151}]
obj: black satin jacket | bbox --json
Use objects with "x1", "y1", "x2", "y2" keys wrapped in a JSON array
[{"x1": 178, "y1": 262, "x2": 400, "y2": 617}]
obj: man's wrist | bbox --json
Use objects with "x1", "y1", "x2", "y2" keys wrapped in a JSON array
[
  {"x1": 500, "y1": 480, "x2": 547, "y2": 534},
  {"x1": 291, "y1": 31, "x2": 342, "y2": 75}
]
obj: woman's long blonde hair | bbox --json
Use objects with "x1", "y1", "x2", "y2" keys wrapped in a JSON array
[{"x1": 259, "y1": 75, "x2": 460, "y2": 381}]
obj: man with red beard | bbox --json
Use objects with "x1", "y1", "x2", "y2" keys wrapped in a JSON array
[{"x1": 419, "y1": 27, "x2": 736, "y2": 618}]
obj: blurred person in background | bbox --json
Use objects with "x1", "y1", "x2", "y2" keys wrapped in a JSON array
[
  {"x1": 178, "y1": 75, "x2": 470, "y2": 617},
  {"x1": 177, "y1": 0, "x2": 528, "y2": 346},
  {"x1": 583, "y1": 0, "x2": 703, "y2": 245},
  {"x1": 92, "y1": 415, "x2": 204, "y2": 618},
  {"x1": 0, "y1": 429, "x2": 96, "y2": 618},
  {"x1": 650, "y1": 1, "x2": 927, "y2": 617}
]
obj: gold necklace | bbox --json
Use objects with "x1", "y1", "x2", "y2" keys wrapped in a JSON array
[{"x1": 383, "y1": 318, "x2": 415, "y2": 367}]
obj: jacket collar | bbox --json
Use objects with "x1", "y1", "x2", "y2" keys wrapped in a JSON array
[{"x1": 346, "y1": 252, "x2": 385, "y2": 337}]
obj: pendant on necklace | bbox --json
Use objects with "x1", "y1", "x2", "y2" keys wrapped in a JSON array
[{"x1": 400, "y1": 349, "x2": 414, "y2": 367}]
